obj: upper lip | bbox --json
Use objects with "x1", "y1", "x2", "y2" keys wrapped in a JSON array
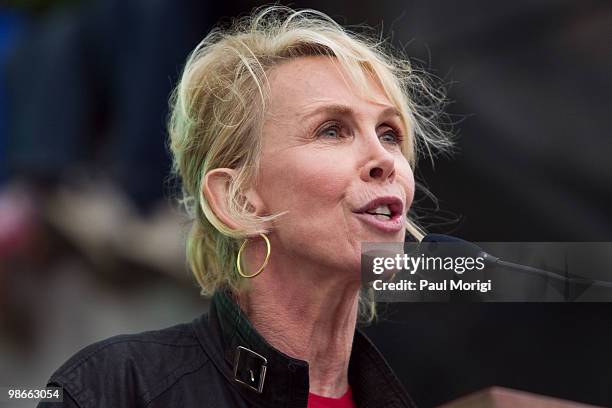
[{"x1": 352, "y1": 196, "x2": 404, "y2": 217}]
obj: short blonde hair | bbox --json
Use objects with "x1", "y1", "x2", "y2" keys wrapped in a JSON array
[{"x1": 168, "y1": 6, "x2": 451, "y2": 316}]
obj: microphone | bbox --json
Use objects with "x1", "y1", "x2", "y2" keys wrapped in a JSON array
[{"x1": 421, "y1": 234, "x2": 612, "y2": 290}]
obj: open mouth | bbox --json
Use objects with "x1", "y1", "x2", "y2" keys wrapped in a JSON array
[
  {"x1": 364, "y1": 204, "x2": 394, "y2": 220},
  {"x1": 352, "y1": 196, "x2": 405, "y2": 233}
]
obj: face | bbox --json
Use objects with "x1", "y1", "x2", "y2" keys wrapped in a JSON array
[{"x1": 255, "y1": 56, "x2": 415, "y2": 276}]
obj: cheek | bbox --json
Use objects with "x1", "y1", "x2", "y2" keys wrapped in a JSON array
[
  {"x1": 396, "y1": 162, "x2": 416, "y2": 209},
  {"x1": 260, "y1": 151, "x2": 350, "y2": 217},
  {"x1": 405, "y1": 169, "x2": 416, "y2": 207},
  {"x1": 258, "y1": 152, "x2": 354, "y2": 265},
  {"x1": 296, "y1": 169, "x2": 344, "y2": 205}
]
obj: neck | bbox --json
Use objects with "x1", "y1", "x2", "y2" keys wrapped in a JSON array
[{"x1": 238, "y1": 245, "x2": 361, "y2": 398}]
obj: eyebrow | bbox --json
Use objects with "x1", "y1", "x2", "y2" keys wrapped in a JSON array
[{"x1": 301, "y1": 103, "x2": 402, "y2": 121}]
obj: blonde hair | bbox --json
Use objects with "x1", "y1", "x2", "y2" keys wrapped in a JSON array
[{"x1": 168, "y1": 5, "x2": 451, "y2": 320}]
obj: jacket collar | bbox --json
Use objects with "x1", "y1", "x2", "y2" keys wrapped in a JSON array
[{"x1": 193, "y1": 289, "x2": 416, "y2": 408}]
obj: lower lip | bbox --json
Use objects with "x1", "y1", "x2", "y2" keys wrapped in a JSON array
[{"x1": 353, "y1": 212, "x2": 404, "y2": 233}]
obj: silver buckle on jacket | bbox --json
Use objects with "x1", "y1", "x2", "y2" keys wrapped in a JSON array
[{"x1": 233, "y1": 346, "x2": 267, "y2": 393}]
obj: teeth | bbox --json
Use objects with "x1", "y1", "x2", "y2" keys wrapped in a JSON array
[
  {"x1": 374, "y1": 214, "x2": 388, "y2": 221},
  {"x1": 367, "y1": 205, "x2": 391, "y2": 216}
]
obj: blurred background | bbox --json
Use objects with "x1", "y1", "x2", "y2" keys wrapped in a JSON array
[{"x1": 1, "y1": 0, "x2": 611, "y2": 407}]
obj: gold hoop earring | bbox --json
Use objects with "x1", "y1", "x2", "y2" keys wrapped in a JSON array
[{"x1": 236, "y1": 233, "x2": 271, "y2": 278}]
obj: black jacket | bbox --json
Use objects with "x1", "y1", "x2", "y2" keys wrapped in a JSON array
[{"x1": 39, "y1": 290, "x2": 417, "y2": 407}]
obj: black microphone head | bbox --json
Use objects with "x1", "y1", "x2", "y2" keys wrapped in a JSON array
[
  {"x1": 422, "y1": 233, "x2": 464, "y2": 243},
  {"x1": 422, "y1": 233, "x2": 489, "y2": 259}
]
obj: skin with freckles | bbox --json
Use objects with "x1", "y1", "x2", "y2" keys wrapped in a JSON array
[{"x1": 204, "y1": 56, "x2": 415, "y2": 398}]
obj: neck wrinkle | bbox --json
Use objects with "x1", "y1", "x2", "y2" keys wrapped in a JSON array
[{"x1": 237, "y1": 256, "x2": 361, "y2": 398}]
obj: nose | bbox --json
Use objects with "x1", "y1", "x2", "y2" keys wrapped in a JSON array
[{"x1": 359, "y1": 135, "x2": 396, "y2": 183}]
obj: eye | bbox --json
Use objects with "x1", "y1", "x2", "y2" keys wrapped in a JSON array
[
  {"x1": 317, "y1": 122, "x2": 344, "y2": 139},
  {"x1": 379, "y1": 126, "x2": 404, "y2": 145}
]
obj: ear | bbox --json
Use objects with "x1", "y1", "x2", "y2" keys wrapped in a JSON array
[{"x1": 202, "y1": 168, "x2": 266, "y2": 230}]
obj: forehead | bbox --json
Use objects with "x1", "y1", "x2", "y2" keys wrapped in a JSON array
[{"x1": 265, "y1": 56, "x2": 396, "y2": 118}]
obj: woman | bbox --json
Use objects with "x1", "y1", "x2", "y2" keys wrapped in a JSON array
[{"x1": 40, "y1": 6, "x2": 449, "y2": 408}]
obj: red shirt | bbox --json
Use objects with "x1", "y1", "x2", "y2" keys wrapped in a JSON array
[{"x1": 307, "y1": 387, "x2": 357, "y2": 408}]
